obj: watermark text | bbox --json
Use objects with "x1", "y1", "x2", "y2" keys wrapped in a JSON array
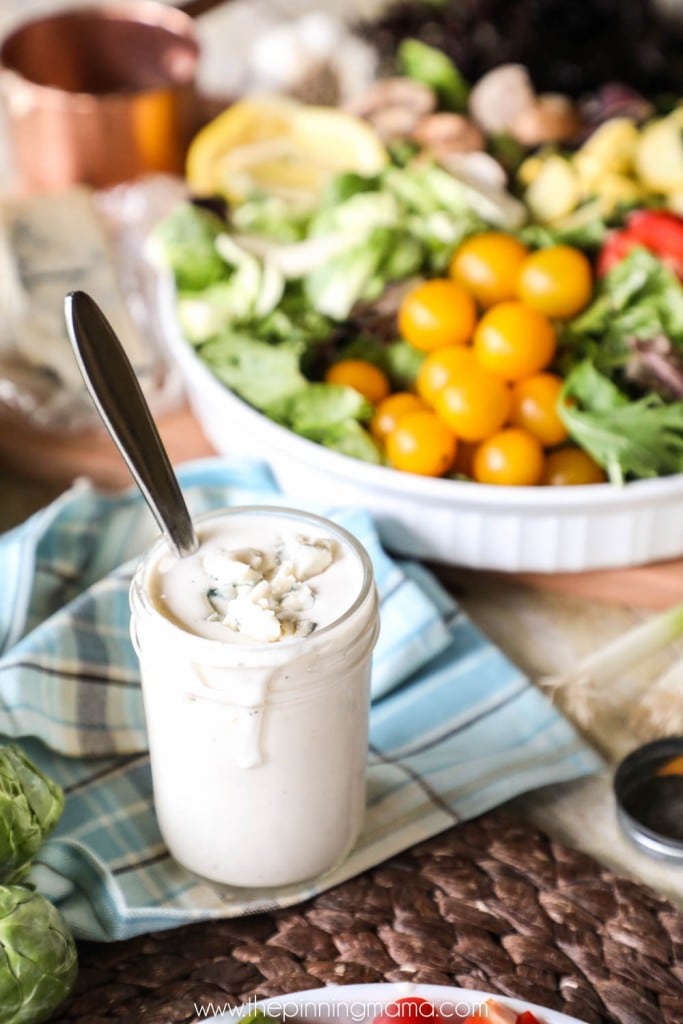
[{"x1": 194, "y1": 997, "x2": 489, "y2": 1022}]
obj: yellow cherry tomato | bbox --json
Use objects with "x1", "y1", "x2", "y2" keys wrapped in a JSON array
[
  {"x1": 517, "y1": 245, "x2": 593, "y2": 319},
  {"x1": 416, "y1": 346, "x2": 479, "y2": 405},
  {"x1": 386, "y1": 410, "x2": 457, "y2": 477},
  {"x1": 473, "y1": 428, "x2": 545, "y2": 486},
  {"x1": 450, "y1": 232, "x2": 529, "y2": 308},
  {"x1": 370, "y1": 392, "x2": 426, "y2": 442},
  {"x1": 510, "y1": 373, "x2": 568, "y2": 447},
  {"x1": 541, "y1": 447, "x2": 608, "y2": 485},
  {"x1": 398, "y1": 279, "x2": 477, "y2": 352},
  {"x1": 473, "y1": 301, "x2": 556, "y2": 381},
  {"x1": 433, "y1": 363, "x2": 512, "y2": 442},
  {"x1": 325, "y1": 359, "x2": 390, "y2": 405}
]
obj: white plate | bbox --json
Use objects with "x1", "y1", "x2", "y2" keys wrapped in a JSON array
[
  {"x1": 212, "y1": 982, "x2": 588, "y2": 1024},
  {"x1": 159, "y1": 279, "x2": 683, "y2": 573}
]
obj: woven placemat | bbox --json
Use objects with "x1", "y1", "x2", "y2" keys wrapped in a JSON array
[{"x1": 51, "y1": 811, "x2": 683, "y2": 1024}]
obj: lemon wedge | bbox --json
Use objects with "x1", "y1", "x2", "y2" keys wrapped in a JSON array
[{"x1": 186, "y1": 96, "x2": 388, "y2": 206}]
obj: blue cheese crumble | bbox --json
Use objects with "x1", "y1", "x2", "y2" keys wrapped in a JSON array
[{"x1": 203, "y1": 535, "x2": 335, "y2": 642}]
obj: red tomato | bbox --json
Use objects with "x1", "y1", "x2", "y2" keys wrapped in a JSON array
[
  {"x1": 516, "y1": 1013, "x2": 543, "y2": 1024},
  {"x1": 459, "y1": 1006, "x2": 515, "y2": 1024},
  {"x1": 373, "y1": 997, "x2": 445, "y2": 1024},
  {"x1": 597, "y1": 229, "x2": 639, "y2": 276},
  {"x1": 598, "y1": 212, "x2": 683, "y2": 280}
]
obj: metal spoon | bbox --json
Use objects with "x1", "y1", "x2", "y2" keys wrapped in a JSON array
[{"x1": 64, "y1": 290, "x2": 199, "y2": 558}]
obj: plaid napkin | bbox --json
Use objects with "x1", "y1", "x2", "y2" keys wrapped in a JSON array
[{"x1": 0, "y1": 458, "x2": 601, "y2": 941}]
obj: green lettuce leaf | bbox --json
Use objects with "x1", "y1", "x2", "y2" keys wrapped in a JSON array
[
  {"x1": 384, "y1": 339, "x2": 425, "y2": 389},
  {"x1": 398, "y1": 38, "x2": 470, "y2": 111},
  {"x1": 271, "y1": 383, "x2": 372, "y2": 435},
  {"x1": 150, "y1": 203, "x2": 227, "y2": 292},
  {"x1": 319, "y1": 420, "x2": 382, "y2": 463},
  {"x1": 265, "y1": 382, "x2": 380, "y2": 462},
  {"x1": 304, "y1": 227, "x2": 397, "y2": 319},
  {"x1": 309, "y1": 190, "x2": 399, "y2": 237},
  {"x1": 230, "y1": 194, "x2": 311, "y2": 241},
  {"x1": 520, "y1": 214, "x2": 608, "y2": 251},
  {"x1": 560, "y1": 361, "x2": 683, "y2": 484},
  {"x1": 200, "y1": 333, "x2": 306, "y2": 409},
  {"x1": 564, "y1": 248, "x2": 683, "y2": 373}
]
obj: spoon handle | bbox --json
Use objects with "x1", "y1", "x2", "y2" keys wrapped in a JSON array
[{"x1": 64, "y1": 290, "x2": 199, "y2": 558}]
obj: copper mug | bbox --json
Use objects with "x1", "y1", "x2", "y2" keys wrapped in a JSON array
[{"x1": 0, "y1": 1, "x2": 219, "y2": 191}]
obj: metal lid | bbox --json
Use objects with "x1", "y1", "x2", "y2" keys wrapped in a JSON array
[{"x1": 614, "y1": 737, "x2": 683, "y2": 862}]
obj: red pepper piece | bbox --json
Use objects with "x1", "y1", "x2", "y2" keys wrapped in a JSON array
[
  {"x1": 626, "y1": 210, "x2": 683, "y2": 263},
  {"x1": 596, "y1": 228, "x2": 639, "y2": 276},
  {"x1": 516, "y1": 1013, "x2": 543, "y2": 1024}
]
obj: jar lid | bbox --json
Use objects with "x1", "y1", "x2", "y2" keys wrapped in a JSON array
[{"x1": 614, "y1": 737, "x2": 683, "y2": 862}]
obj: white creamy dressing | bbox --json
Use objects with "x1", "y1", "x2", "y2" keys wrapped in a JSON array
[
  {"x1": 151, "y1": 515, "x2": 361, "y2": 643},
  {"x1": 131, "y1": 509, "x2": 378, "y2": 889}
]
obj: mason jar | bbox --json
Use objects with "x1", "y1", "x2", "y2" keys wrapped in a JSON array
[{"x1": 130, "y1": 506, "x2": 379, "y2": 889}]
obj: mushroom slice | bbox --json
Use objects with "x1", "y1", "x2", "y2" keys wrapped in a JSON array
[
  {"x1": 510, "y1": 94, "x2": 582, "y2": 146},
  {"x1": 412, "y1": 112, "x2": 485, "y2": 155},
  {"x1": 345, "y1": 77, "x2": 436, "y2": 139},
  {"x1": 468, "y1": 64, "x2": 536, "y2": 135}
]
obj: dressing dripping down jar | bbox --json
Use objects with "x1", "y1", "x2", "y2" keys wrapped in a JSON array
[{"x1": 130, "y1": 505, "x2": 379, "y2": 890}]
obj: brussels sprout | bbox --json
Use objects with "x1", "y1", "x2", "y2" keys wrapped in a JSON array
[
  {"x1": 150, "y1": 202, "x2": 228, "y2": 292},
  {"x1": 0, "y1": 745, "x2": 64, "y2": 884},
  {"x1": 0, "y1": 886, "x2": 77, "y2": 1024}
]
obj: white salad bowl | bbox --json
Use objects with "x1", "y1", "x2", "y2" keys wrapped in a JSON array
[{"x1": 159, "y1": 282, "x2": 683, "y2": 574}]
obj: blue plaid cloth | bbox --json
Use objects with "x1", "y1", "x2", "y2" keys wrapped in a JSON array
[{"x1": 0, "y1": 458, "x2": 601, "y2": 941}]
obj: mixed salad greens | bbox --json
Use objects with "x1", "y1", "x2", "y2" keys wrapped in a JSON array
[
  {"x1": 153, "y1": 162, "x2": 499, "y2": 465},
  {"x1": 559, "y1": 247, "x2": 683, "y2": 483},
  {"x1": 153, "y1": 40, "x2": 683, "y2": 487}
]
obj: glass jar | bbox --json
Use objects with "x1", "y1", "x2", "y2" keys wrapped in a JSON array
[{"x1": 130, "y1": 506, "x2": 379, "y2": 889}]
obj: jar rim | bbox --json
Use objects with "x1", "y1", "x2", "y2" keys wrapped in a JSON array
[
  {"x1": 130, "y1": 504, "x2": 376, "y2": 653},
  {"x1": 614, "y1": 736, "x2": 683, "y2": 861}
]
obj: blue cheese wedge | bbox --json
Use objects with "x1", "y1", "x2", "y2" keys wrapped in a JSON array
[{"x1": 0, "y1": 186, "x2": 155, "y2": 423}]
